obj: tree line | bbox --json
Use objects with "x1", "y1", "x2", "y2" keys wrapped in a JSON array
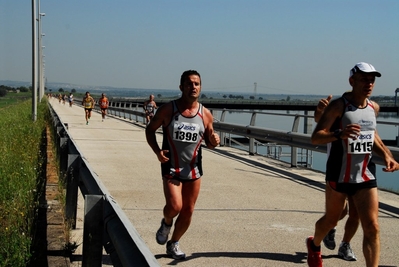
[
  {"x1": 0, "y1": 85, "x2": 30, "y2": 97},
  {"x1": 0, "y1": 85, "x2": 79, "y2": 98}
]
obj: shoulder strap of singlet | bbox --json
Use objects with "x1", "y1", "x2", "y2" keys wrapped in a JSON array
[
  {"x1": 367, "y1": 98, "x2": 375, "y2": 110},
  {"x1": 198, "y1": 103, "x2": 204, "y2": 118},
  {"x1": 339, "y1": 95, "x2": 349, "y2": 118},
  {"x1": 329, "y1": 96, "x2": 347, "y2": 131},
  {"x1": 172, "y1": 100, "x2": 179, "y2": 116},
  {"x1": 163, "y1": 101, "x2": 180, "y2": 128}
]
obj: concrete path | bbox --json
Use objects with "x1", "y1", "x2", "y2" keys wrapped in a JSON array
[{"x1": 50, "y1": 98, "x2": 399, "y2": 267}]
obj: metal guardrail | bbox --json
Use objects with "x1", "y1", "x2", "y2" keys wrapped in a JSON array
[
  {"x1": 106, "y1": 97, "x2": 399, "y2": 113},
  {"x1": 212, "y1": 121, "x2": 399, "y2": 166},
  {"x1": 98, "y1": 102, "x2": 399, "y2": 167},
  {"x1": 92, "y1": 101, "x2": 399, "y2": 164},
  {"x1": 48, "y1": 103, "x2": 160, "y2": 267}
]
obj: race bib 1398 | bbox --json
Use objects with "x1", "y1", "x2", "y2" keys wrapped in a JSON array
[{"x1": 173, "y1": 122, "x2": 201, "y2": 143}]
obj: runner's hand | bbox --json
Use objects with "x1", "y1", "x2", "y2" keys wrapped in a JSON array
[
  {"x1": 316, "y1": 95, "x2": 332, "y2": 111},
  {"x1": 209, "y1": 129, "x2": 220, "y2": 147},
  {"x1": 382, "y1": 158, "x2": 399, "y2": 172},
  {"x1": 157, "y1": 150, "x2": 169, "y2": 163},
  {"x1": 340, "y1": 124, "x2": 361, "y2": 140}
]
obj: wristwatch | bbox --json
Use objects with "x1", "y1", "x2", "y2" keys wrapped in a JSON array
[{"x1": 333, "y1": 129, "x2": 342, "y2": 140}]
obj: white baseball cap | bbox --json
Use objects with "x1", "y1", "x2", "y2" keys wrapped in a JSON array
[{"x1": 350, "y1": 62, "x2": 381, "y2": 78}]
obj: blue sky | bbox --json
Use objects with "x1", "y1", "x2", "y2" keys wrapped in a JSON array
[{"x1": 1, "y1": 0, "x2": 399, "y2": 96}]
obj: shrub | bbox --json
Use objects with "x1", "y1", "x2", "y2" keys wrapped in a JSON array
[{"x1": 0, "y1": 88, "x2": 7, "y2": 97}]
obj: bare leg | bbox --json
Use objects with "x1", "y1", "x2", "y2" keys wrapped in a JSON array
[
  {"x1": 313, "y1": 183, "x2": 347, "y2": 246},
  {"x1": 162, "y1": 178, "x2": 201, "y2": 242},
  {"x1": 342, "y1": 196, "x2": 359, "y2": 243},
  {"x1": 352, "y1": 187, "x2": 379, "y2": 267},
  {"x1": 85, "y1": 110, "x2": 89, "y2": 122},
  {"x1": 339, "y1": 201, "x2": 348, "y2": 220}
]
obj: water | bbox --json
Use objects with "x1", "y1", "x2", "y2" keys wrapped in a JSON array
[{"x1": 212, "y1": 109, "x2": 399, "y2": 193}]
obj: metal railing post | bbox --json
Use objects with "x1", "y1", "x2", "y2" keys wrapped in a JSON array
[
  {"x1": 65, "y1": 154, "x2": 80, "y2": 229},
  {"x1": 219, "y1": 110, "x2": 227, "y2": 146},
  {"x1": 290, "y1": 115, "x2": 301, "y2": 167},
  {"x1": 248, "y1": 112, "x2": 257, "y2": 155},
  {"x1": 59, "y1": 136, "x2": 69, "y2": 176},
  {"x1": 82, "y1": 195, "x2": 104, "y2": 267}
]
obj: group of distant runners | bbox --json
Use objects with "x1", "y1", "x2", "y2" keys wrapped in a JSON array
[
  {"x1": 55, "y1": 90, "x2": 156, "y2": 126},
  {"x1": 80, "y1": 92, "x2": 109, "y2": 124},
  {"x1": 53, "y1": 91, "x2": 110, "y2": 125},
  {"x1": 80, "y1": 91, "x2": 156, "y2": 125}
]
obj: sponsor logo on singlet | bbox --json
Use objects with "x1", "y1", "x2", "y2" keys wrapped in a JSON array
[{"x1": 177, "y1": 124, "x2": 196, "y2": 131}]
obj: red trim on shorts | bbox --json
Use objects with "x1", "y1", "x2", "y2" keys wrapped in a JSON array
[{"x1": 328, "y1": 181, "x2": 337, "y2": 190}]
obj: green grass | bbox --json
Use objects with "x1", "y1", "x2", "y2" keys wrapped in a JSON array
[
  {"x1": 0, "y1": 92, "x2": 32, "y2": 109},
  {"x1": 0, "y1": 99, "x2": 48, "y2": 267}
]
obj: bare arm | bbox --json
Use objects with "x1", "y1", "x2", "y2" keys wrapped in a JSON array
[
  {"x1": 373, "y1": 131, "x2": 399, "y2": 172},
  {"x1": 312, "y1": 99, "x2": 343, "y2": 144},
  {"x1": 203, "y1": 108, "x2": 220, "y2": 149},
  {"x1": 373, "y1": 131, "x2": 394, "y2": 157},
  {"x1": 371, "y1": 101, "x2": 399, "y2": 172},
  {"x1": 371, "y1": 101, "x2": 393, "y2": 157},
  {"x1": 145, "y1": 103, "x2": 172, "y2": 163},
  {"x1": 312, "y1": 98, "x2": 362, "y2": 145},
  {"x1": 314, "y1": 95, "x2": 332, "y2": 123}
]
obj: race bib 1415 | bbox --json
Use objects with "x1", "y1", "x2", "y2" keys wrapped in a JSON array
[{"x1": 347, "y1": 130, "x2": 374, "y2": 154}]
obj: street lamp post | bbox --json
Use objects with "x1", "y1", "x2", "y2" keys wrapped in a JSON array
[
  {"x1": 39, "y1": 42, "x2": 45, "y2": 100},
  {"x1": 38, "y1": 1, "x2": 45, "y2": 101},
  {"x1": 32, "y1": 0, "x2": 37, "y2": 121},
  {"x1": 42, "y1": 53, "x2": 46, "y2": 96}
]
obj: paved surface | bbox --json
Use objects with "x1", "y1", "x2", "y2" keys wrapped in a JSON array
[{"x1": 50, "y1": 98, "x2": 399, "y2": 267}]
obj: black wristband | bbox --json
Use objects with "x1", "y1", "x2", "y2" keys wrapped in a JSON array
[{"x1": 333, "y1": 129, "x2": 342, "y2": 140}]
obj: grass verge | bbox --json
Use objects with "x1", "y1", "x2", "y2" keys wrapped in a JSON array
[{"x1": 0, "y1": 99, "x2": 47, "y2": 267}]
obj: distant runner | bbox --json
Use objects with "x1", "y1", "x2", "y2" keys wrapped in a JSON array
[
  {"x1": 68, "y1": 93, "x2": 74, "y2": 107},
  {"x1": 82, "y1": 91, "x2": 95, "y2": 125},
  {"x1": 99, "y1": 93, "x2": 109, "y2": 122},
  {"x1": 143, "y1": 94, "x2": 157, "y2": 125}
]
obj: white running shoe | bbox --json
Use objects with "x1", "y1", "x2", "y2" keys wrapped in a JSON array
[
  {"x1": 338, "y1": 242, "x2": 357, "y2": 261},
  {"x1": 166, "y1": 241, "x2": 186, "y2": 260}
]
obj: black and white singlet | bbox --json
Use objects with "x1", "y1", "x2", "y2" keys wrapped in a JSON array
[
  {"x1": 326, "y1": 97, "x2": 376, "y2": 184},
  {"x1": 161, "y1": 101, "x2": 205, "y2": 180}
]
